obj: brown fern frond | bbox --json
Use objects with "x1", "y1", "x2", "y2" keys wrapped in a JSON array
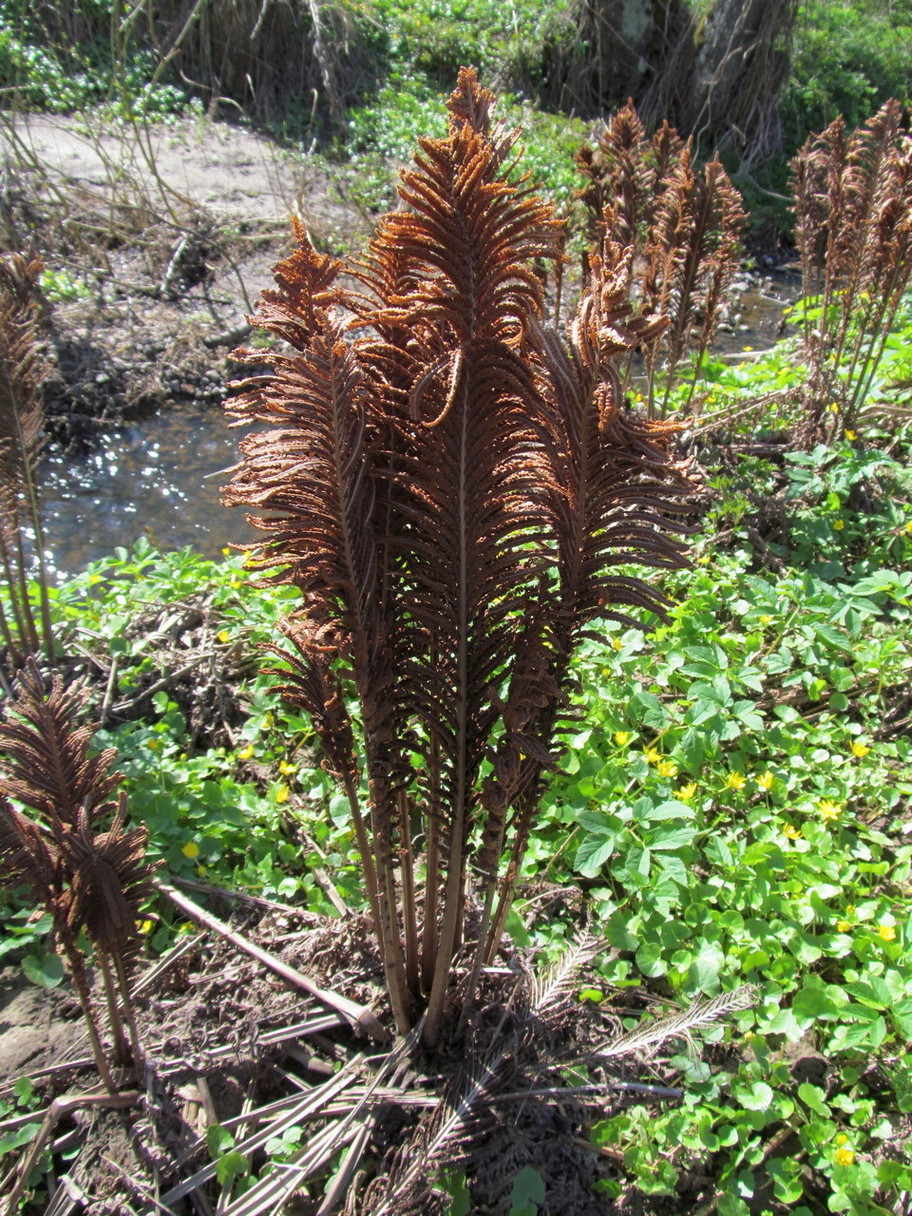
[
  {"x1": 0, "y1": 793, "x2": 59, "y2": 902},
  {"x1": 244, "y1": 219, "x2": 343, "y2": 357},
  {"x1": 0, "y1": 254, "x2": 45, "y2": 516},
  {"x1": 596, "y1": 984, "x2": 756, "y2": 1060},
  {"x1": 58, "y1": 793, "x2": 156, "y2": 958},
  {"x1": 577, "y1": 100, "x2": 654, "y2": 257},
  {"x1": 644, "y1": 148, "x2": 746, "y2": 412},
  {"x1": 651, "y1": 120, "x2": 687, "y2": 184},
  {"x1": 0, "y1": 659, "x2": 156, "y2": 1078},
  {"x1": 0, "y1": 252, "x2": 52, "y2": 665},
  {"x1": 0, "y1": 663, "x2": 121, "y2": 827}
]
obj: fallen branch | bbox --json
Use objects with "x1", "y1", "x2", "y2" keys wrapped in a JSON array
[
  {"x1": 111, "y1": 654, "x2": 216, "y2": 715},
  {"x1": 155, "y1": 881, "x2": 387, "y2": 1042}
]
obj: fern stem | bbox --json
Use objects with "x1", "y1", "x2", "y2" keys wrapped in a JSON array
[
  {"x1": 59, "y1": 929, "x2": 116, "y2": 1093},
  {"x1": 396, "y1": 787, "x2": 420, "y2": 998},
  {"x1": 421, "y1": 734, "x2": 442, "y2": 993},
  {"x1": 113, "y1": 949, "x2": 146, "y2": 1077},
  {"x1": 98, "y1": 949, "x2": 131, "y2": 1067},
  {"x1": 341, "y1": 771, "x2": 382, "y2": 953},
  {"x1": 423, "y1": 378, "x2": 472, "y2": 1048}
]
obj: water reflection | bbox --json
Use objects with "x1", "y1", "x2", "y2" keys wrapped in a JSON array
[{"x1": 40, "y1": 402, "x2": 258, "y2": 576}]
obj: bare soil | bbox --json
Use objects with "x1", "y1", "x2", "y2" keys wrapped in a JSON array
[{"x1": 1, "y1": 111, "x2": 371, "y2": 452}]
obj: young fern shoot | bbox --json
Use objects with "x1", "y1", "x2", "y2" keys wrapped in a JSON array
[{"x1": 225, "y1": 69, "x2": 694, "y2": 1045}]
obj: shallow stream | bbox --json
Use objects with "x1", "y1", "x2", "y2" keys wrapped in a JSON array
[{"x1": 41, "y1": 401, "x2": 256, "y2": 577}]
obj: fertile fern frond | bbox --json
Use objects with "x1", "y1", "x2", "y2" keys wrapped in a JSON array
[
  {"x1": 0, "y1": 254, "x2": 45, "y2": 530},
  {"x1": 0, "y1": 663, "x2": 120, "y2": 826},
  {"x1": 0, "y1": 793, "x2": 59, "y2": 902},
  {"x1": 59, "y1": 792, "x2": 156, "y2": 958},
  {"x1": 0, "y1": 253, "x2": 52, "y2": 665},
  {"x1": 0, "y1": 659, "x2": 156, "y2": 1080}
]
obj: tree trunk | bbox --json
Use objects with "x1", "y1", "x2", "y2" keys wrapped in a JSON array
[{"x1": 547, "y1": 0, "x2": 797, "y2": 167}]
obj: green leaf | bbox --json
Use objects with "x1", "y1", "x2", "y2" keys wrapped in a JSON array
[
  {"x1": 797, "y1": 1083, "x2": 830, "y2": 1117},
  {"x1": 645, "y1": 799, "x2": 695, "y2": 822},
  {"x1": 575, "y1": 832, "x2": 615, "y2": 877},
  {"x1": 0, "y1": 1124, "x2": 42, "y2": 1156},
  {"x1": 508, "y1": 1165, "x2": 545, "y2": 1216},
  {"x1": 735, "y1": 1080, "x2": 774, "y2": 1111},
  {"x1": 767, "y1": 1156, "x2": 805, "y2": 1204},
  {"x1": 21, "y1": 952, "x2": 64, "y2": 989},
  {"x1": 215, "y1": 1150, "x2": 250, "y2": 1187},
  {"x1": 207, "y1": 1124, "x2": 235, "y2": 1157},
  {"x1": 437, "y1": 1171, "x2": 471, "y2": 1216}
]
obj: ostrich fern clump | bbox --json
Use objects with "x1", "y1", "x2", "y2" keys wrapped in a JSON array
[
  {"x1": 791, "y1": 99, "x2": 912, "y2": 437},
  {"x1": 225, "y1": 69, "x2": 694, "y2": 1046}
]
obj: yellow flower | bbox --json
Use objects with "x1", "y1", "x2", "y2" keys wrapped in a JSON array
[
  {"x1": 279, "y1": 759, "x2": 297, "y2": 775},
  {"x1": 844, "y1": 430, "x2": 856, "y2": 441},
  {"x1": 181, "y1": 841, "x2": 200, "y2": 859},
  {"x1": 783, "y1": 824, "x2": 802, "y2": 840},
  {"x1": 742, "y1": 345, "x2": 754, "y2": 352},
  {"x1": 644, "y1": 747, "x2": 662, "y2": 765},
  {"x1": 828, "y1": 402, "x2": 840, "y2": 414},
  {"x1": 834, "y1": 1148, "x2": 855, "y2": 1167},
  {"x1": 757, "y1": 771, "x2": 774, "y2": 791},
  {"x1": 238, "y1": 744, "x2": 255, "y2": 760},
  {"x1": 759, "y1": 614, "x2": 773, "y2": 625},
  {"x1": 835, "y1": 1133, "x2": 849, "y2": 1146},
  {"x1": 878, "y1": 923, "x2": 897, "y2": 942},
  {"x1": 611, "y1": 637, "x2": 623, "y2": 651},
  {"x1": 726, "y1": 772, "x2": 747, "y2": 791},
  {"x1": 836, "y1": 921, "x2": 852, "y2": 933},
  {"x1": 137, "y1": 919, "x2": 154, "y2": 935},
  {"x1": 818, "y1": 799, "x2": 841, "y2": 821},
  {"x1": 197, "y1": 865, "x2": 207, "y2": 877},
  {"x1": 230, "y1": 578, "x2": 241, "y2": 589},
  {"x1": 217, "y1": 629, "x2": 231, "y2": 643},
  {"x1": 221, "y1": 547, "x2": 231, "y2": 556},
  {"x1": 833, "y1": 519, "x2": 844, "y2": 531},
  {"x1": 851, "y1": 740, "x2": 871, "y2": 758},
  {"x1": 905, "y1": 520, "x2": 912, "y2": 535},
  {"x1": 657, "y1": 760, "x2": 678, "y2": 778},
  {"x1": 677, "y1": 782, "x2": 698, "y2": 801},
  {"x1": 275, "y1": 783, "x2": 290, "y2": 804},
  {"x1": 147, "y1": 738, "x2": 160, "y2": 752},
  {"x1": 614, "y1": 731, "x2": 632, "y2": 746}
]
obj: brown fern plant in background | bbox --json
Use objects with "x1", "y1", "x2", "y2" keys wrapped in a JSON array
[
  {"x1": 224, "y1": 69, "x2": 694, "y2": 1047},
  {"x1": 0, "y1": 660, "x2": 157, "y2": 1089},
  {"x1": 576, "y1": 102, "x2": 746, "y2": 417},
  {"x1": 791, "y1": 100, "x2": 912, "y2": 439},
  {"x1": 0, "y1": 253, "x2": 55, "y2": 669}
]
